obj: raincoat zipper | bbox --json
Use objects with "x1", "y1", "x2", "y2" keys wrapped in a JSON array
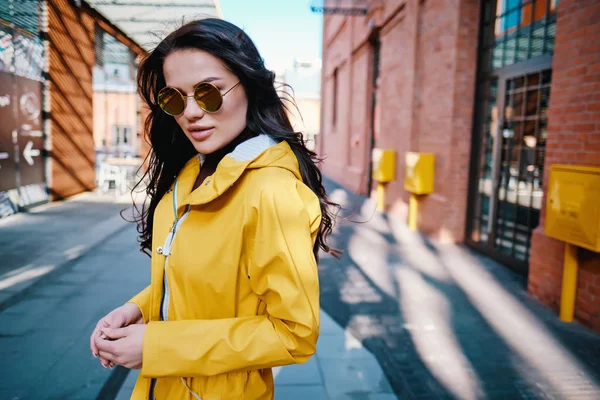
[
  {"x1": 150, "y1": 179, "x2": 192, "y2": 399},
  {"x1": 159, "y1": 180, "x2": 191, "y2": 321}
]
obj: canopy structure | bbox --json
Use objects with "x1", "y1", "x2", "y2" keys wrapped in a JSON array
[
  {"x1": 86, "y1": 0, "x2": 222, "y2": 50},
  {"x1": 310, "y1": 0, "x2": 368, "y2": 16}
]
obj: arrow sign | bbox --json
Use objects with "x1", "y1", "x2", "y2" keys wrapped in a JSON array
[{"x1": 23, "y1": 141, "x2": 40, "y2": 166}]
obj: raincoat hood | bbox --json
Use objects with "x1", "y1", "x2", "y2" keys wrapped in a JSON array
[
  {"x1": 178, "y1": 134, "x2": 301, "y2": 209},
  {"x1": 127, "y1": 134, "x2": 321, "y2": 400}
]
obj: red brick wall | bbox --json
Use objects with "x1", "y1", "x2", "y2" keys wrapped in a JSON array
[
  {"x1": 47, "y1": 0, "x2": 145, "y2": 199},
  {"x1": 528, "y1": 0, "x2": 600, "y2": 333},
  {"x1": 48, "y1": 0, "x2": 96, "y2": 199},
  {"x1": 411, "y1": 0, "x2": 480, "y2": 242},
  {"x1": 318, "y1": 0, "x2": 480, "y2": 242},
  {"x1": 319, "y1": 14, "x2": 359, "y2": 190}
]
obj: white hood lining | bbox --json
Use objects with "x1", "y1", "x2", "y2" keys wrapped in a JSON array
[{"x1": 228, "y1": 134, "x2": 279, "y2": 162}]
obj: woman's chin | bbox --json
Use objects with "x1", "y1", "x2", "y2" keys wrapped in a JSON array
[
  {"x1": 188, "y1": 132, "x2": 241, "y2": 155},
  {"x1": 190, "y1": 137, "x2": 221, "y2": 155}
]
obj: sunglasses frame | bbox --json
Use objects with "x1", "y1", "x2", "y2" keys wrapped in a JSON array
[{"x1": 158, "y1": 81, "x2": 241, "y2": 116}]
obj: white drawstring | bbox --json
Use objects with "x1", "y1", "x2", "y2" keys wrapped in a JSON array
[
  {"x1": 180, "y1": 377, "x2": 202, "y2": 400},
  {"x1": 174, "y1": 156, "x2": 205, "y2": 400}
]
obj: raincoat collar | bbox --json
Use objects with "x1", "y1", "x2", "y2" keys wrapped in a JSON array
[{"x1": 176, "y1": 134, "x2": 297, "y2": 210}]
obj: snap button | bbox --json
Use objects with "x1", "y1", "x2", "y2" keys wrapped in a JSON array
[{"x1": 157, "y1": 247, "x2": 163, "y2": 254}]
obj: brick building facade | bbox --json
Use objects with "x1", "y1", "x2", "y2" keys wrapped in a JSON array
[
  {"x1": 0, "y1": 0, "x2": 144, "y2": 215},
  {"x1": 48, "y1": 0, "x2": 145, "y2": 199},
  {"x1": 318, "y1": 0, "x2": 600, "y2": 332},
  {"x1": 528, "y1": 0, "x2": 600, "y2": 332}
]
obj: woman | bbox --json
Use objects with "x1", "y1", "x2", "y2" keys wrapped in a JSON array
[{"x1": 89, "y1": 18, "x2": 338, "y2": 400}]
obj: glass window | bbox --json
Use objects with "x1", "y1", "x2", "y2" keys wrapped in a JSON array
[
  {"x1": 13, "y1": 0, "x2": 39, "y2": 35},
  {"x1": 0, "y1": 0, "x2": 10, "y2": 25},
  {"x1": 486, "y1": 0, "x2": 558, "y2": 70},
  {"x1": 0, "y1": 26, "x2": 14, "y2": 73},
  {"x1": 13, "y1": 33, "x2": 43, "y2": 80},
  {"x1": 469, "y1": 1, "x2": 557, "y2": 266}
]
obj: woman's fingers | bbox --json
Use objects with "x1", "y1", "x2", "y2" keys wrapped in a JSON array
[
  {"x1": 90, "y1": 316, "x2": 112, "y2": 356},
  {"x1": 98, "y1": 351, "x2": 116, "y2": 366},
  {"x1": 95, "y1": 332, "x2": 117, "y2": 367},
  {"x1": 101, "y1": 327, "x2": 129, "y2": 340},
  {"x1": 90, "y1": 324, "x2": 104, "y2": 357},
  {"x1": 100, "y1": 357, "x2": 110, "y2": 367},
  {"x1": 90, "y1": 330, "x2": 98, "y2": 356},
  {"x1": 92, "y1": 308, "x2": 134, "y2": 368}
]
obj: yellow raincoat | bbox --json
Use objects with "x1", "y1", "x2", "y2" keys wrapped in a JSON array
[{"x1": 126, "y1": 135, "x2": 321, "y2": 399}]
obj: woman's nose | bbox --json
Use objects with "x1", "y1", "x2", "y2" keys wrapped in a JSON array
[{"x1": 183, "y1": 96, "x2": 205, "y2": 120}]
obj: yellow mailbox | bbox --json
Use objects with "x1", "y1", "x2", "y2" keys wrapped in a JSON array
[
  {"x1": 546, "y1": 165, "x2": 600, "y2": 252},
  {"x1": 404, "y1": 152, "x2": 435, "y2": 195},
  {"x1": 403, "y1": 152, "x2": 435, "y2": 231},
  {"x1": 372, "y1": 149, "x2": 396, "y2": 183},
  {"x1": 371, "y1": 149, "x2": 396, "y2": 212},
  {"x1": 545, "y1": 164, "x2": 600, "y2": 324}
]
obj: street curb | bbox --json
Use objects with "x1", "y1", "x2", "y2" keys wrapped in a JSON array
[
  {"x1": 0, "y1": 191, "x2": 107, "y2": 227},
  {"x1": 0, "y1": 217, "x2": 132, "y2": 312},
  {"x1": 96, "y1": 366, "x2": 130, "y2": 400}
]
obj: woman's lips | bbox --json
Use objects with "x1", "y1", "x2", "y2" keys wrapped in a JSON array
[{"x1": 189, "y1": 127, "x2": 214, "y2": 141}]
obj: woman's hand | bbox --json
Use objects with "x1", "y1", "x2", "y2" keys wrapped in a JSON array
[
  {"x1": 90, "y1": 303, "x2": 143, "y2": 367},
  {"x1": 95, "y1": 325, "x2": 146, "y2": 370}
]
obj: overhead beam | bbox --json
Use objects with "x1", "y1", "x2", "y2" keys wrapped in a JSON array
[
  {"x1": 112, "y1": 18, "x2": 182, "y2": 23},
  {"x1": 89, "y1": 1, "x2": 214, "y2": 7}
]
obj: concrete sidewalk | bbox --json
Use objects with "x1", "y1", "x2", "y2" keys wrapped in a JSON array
[
  {"x1": 0, "y1": 190, "x2": 395, "y2": 399},
  {"x1": 8, "y1": 177, "x2": 600, "y2": 399},
  {"x1": 115, "y1": 310, "x2": 396, "y2": 400},
  {"x1": 0, "y1": 222, "x2": 149, "y2": 398},
  {"x1": 319, "y1": 177, "x2": 600, "y2": 400},
  {"x1": 0, "y1": 191, "x2": 133, "y2": 311}
]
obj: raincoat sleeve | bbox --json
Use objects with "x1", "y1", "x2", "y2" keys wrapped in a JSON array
[
  {"x1": 127, "y1": 285, "x2": 151, "y2": 324},
  {"x1": 141, "y1": 181, "x2": 321, "y2": 378}
]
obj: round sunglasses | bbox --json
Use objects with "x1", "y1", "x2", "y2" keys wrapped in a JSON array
[{"x1": 158, "y1": 81, "x2": 240, "y2": 116}]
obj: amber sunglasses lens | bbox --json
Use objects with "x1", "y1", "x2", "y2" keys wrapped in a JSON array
[
  {"x1": 194, "y1": 82, "x2": 223, "y2": 112},
  {"x1": 158, "y1": 87, "x2": 185, "y2": 116}
]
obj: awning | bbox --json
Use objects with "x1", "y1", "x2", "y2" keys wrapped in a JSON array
[{"x1": 86, "y1": 0, "x2": 222, "y2": 51}]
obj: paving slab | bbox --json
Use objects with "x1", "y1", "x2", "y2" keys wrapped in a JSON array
[
  {"x1": 320, "y1": 177, "x2": 600, "y2": 400},
  {"x1": 0, "y1": 191, "x2": 134, "y2": 311},
  {"x1": 1, "y1": 188, "x2": 395, "y2": 400},
  {"x1": 115, "y1": 310, "x2": 395, "y2": 399},
  {"x1": 0, "y1": 198, "x2": 149, "y2": 399}
]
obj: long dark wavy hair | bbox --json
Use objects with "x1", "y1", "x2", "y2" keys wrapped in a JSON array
[{"x1": 132, "y1": 18, "x2": 339, "y2": 260}]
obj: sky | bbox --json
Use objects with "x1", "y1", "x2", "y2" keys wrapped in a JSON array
[{"x1": 218, "y1": 0, "x2": 323, "y2": 72}]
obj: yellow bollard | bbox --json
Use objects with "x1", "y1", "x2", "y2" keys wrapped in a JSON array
[
  {"x1": 559, "y1": 243, "x2": 579, "y2": 322},
  {"x1": 408, "y1": 192, "x2": 418, "y2": 231},
  {"x1": 376, "y1": 182, "x2": 386, "y2": 211}
]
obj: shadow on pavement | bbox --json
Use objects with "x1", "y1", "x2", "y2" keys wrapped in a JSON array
[{"x1": 319, "y1": 177, "x2": 600, "y2": 400}]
